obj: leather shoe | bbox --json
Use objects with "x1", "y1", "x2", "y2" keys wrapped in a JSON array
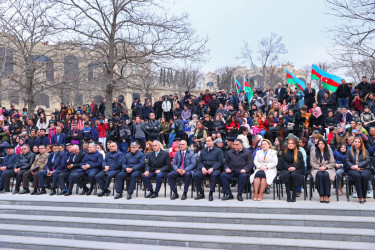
[
  {"x1": 114, "y1": 193, "x2": 123, "y2": 199},
  {"x1": 170, "y1": 192, "x2": 179, "y2": 200},
  {"x1": 80, "y1": 188, "x2": 89, "y2": 195},
  {"x1": 145, "y1": 192, "x2": 154, "y2": 198},
  {"x1": 237, "y1": 194, "x2": 244, "y2": 201},
  {"x1": 104, "y1": 189, "x2": 111, "y2": 196},
  {"x1": 97, "y1": 190, "x2": 106, "y2": 197},
  {"x1": 181, "y1": 193, "x2": 187, "y2": 200},
  {"x1": 50, "y1": 190, "x2": 56, "y2": 196},
  {"x1": 127, "y1": 193, "x2": 132, "y2": 200},
  {"x1": 12, "y1": 190, "x2": 19, "y2": 194},
  {"x1": 57, "y1": 190, "x2": 68, "y2": 195},
  {"x1": 194, "y1": 193, "x2": 205, "y2": 200},
  {"x1": 150, "y1": 192, "x2": 158, "y2": 198},
  {"x1": 19, "y1": 189, "x2": 30, "y2": 194},
  {"x1": 209, "y1": 192, "x2": 213, "y2": 201},
  {"x1": 36, "y1": 189, "x2": 47, "y2": 195},
  {"x1": 86, "y1": 188, "x2": 93, "y2": 196},
  {"x1": 64, "y1": 192, "x2": 72, "y2": 196},
  {"x1": 31, "y1": 189, "x2": 38, "y2": 195},
  {"x1": 221, "y1": 194, "x2": 234, "y2": 201}
]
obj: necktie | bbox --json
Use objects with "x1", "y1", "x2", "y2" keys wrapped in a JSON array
[{"x1": 181, "y1": 152, "x2": 185, "y2": 170}]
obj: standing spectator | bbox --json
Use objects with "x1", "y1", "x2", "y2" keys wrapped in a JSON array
[
  {"x1": 275, "y1": 83, "x2": 287, "y2": 103},
  {"x1": 203, "y1": 89, "x2": 211, "y2": 104},
  {"x1": 357, "y1": 76, "x2": 370, "y2": 99},
  {"x1": 208, "y1": 94, "x2": 220, "y2": 117},
  {"x1": 132, "y1": 116, "x2": 147, "y2": 151},
  {"x1": 153, "y1": 97, "x2": 163, "y2": 120},
  {"x1": 162, "y1": 97, "x2": 172, "y2": 121},
  {"x1": 120, "y1": 99, "x2": 129, "y2": 121},
  {"x1": 142, "y1": 102, "x2": 154, "y2": 120},
  {"x1": 336, "y1": 79, "x2": 351, "y2": 108},
  {"x1": 145, "y1": 112, "x2": 161, "y2": 142},
  {"x1": 66, "y1": 122, "x2": 83, "y2": 147},
  {"x1": 99, "y1": 99, "x2": 106, "y2": 117}
]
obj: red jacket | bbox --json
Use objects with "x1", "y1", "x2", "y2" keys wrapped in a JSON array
[{"x1": 97, "y1": 123, "x2": 108, "y2": 138}]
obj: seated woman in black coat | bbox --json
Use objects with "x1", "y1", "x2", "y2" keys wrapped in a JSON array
[
  {"x1": 324, "y1": 109, "x2": 337, "y2": 128},
  {"x1": 280, "y1": 138, "x2": 305, "y2": 202},
  {"x1": 211, "y1": 114, "x2": 226, "y2": 140},
  {"x1": 345, "y1": 137, "x2": 372, "y2": 204}
]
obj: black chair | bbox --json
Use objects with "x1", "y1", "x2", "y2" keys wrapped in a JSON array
[
  {"x1": 200, "y1": 174, "x2": 221, "y2": 198},
  {"x1": 168, "y1": 176, "x2": 195, "y2": 199},
  {"x1": 345, "y1": 173, "x2": 375, "y2": 202},
  {"x1": 75, "y1": 175, "x2": 98, "y2": 195}
]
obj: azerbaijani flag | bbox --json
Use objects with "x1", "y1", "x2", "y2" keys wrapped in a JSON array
[
  {"x1": 235, "y1": 78, "x2": 244, "y2": 94},
  {"x1": 311, "y1": 64, "x2": 342, "y2": 92},
  {"x1": 286, "y1": 69, "x2": 306, "y2": 91},
  {"x1": 243, "y1": 77, "x2": 253, "y2": 102}
]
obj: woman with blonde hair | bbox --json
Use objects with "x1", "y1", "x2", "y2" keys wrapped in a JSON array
[
  {"x1": 345, "y1": 137, "x2": 372, "y2": 204},
  {"x1": 251, "y1": 139, "x2": 278, "y2": 201}
]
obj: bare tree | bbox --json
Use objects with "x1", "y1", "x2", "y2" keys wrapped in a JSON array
[
  {"x1": 56, "y1": 0, "x2": 208, "y2": 118},
  {"x1": 326, "y1": 0, "x2": 375, "y2": 59},
  {"x1": 215, "y1": 66, "x2": 236, "y2": 94},
  {"x1": 238, "y1": 33, "x2": 287, "y2": 89},
  {"x1": 0, "y1": 0, "x2": 65, "y2": 114}
]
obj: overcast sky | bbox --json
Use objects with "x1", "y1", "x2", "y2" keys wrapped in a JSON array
[{"x1": 168, "y1": 0, "x2": 335, "y2": 73}]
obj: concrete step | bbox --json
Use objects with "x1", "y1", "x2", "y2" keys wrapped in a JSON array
[
  {"x1": 0, "y1": 235, "x2": 208, "y2": 250},
  {"x1": 0, "y1": 214, "x2": 374, "y2": 243},
  {"x1": 1, "y1": 195, "x2": 375, "y2": 216},
  {"x1": 1, "y1": 204, "x2": 375, "y2": 229},
  {"x1": 0, "y1": 224, "x2": 374, "y2": 249}
]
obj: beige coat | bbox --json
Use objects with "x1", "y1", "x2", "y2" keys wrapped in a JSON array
[
  {"x1": 30, "y1": 152, "x2": 49, "y2": 171},
  {"x1": 310, "y1": 148, "x2": 336, "y2": 182},
  {"x1": 250, "y1": 149, "x2": 278, "y2": 185}
]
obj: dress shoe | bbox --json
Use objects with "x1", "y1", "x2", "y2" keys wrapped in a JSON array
[
  {"x1": 194, "y1": 193, "x2": 205, "y2": 200},
  {"x1": 127, "y1": 193, "x2": 132, "y2": 200},
  {"x1": 80, "y1": 187, "x2": 89, "y2": 195},
  {"x1": 221, "y1": 194, "x2": 234, "y2": 201},
  {"x1": 237, "y1": 194, "x2": 244, "y2": 201},
  {"x1": 291, "y1": 191, "x2": 296, "y2": 202},
  {"x1": 181, "y1": 193, "x2": 187, "y2": 200},
  {"x1": 19, "y1": 189, "x2": 30, "y2": 194},
  {"x1": 97, "y1": 190, "x2": 106, "y2": 197},
  {"x1": 104, "y1": 189, "x2": 111, "y2": 196},
  {"x1": 12, "y1": 189, "x2": 19, "y2": 194},
  {"x1": 86, "y1": 188, "x2": 93, "y2": 196},
  {"x1": 0, "y1": 190, "x2": 10, "y2": 194},
  {"x1": 145, "y1": 191, "x2": 154, "y2": 198},
  {"x1": 150, "y1": 192, "x2": 158, "y2": 198},
  {"x1": 114, "y1": 193, "x2": 123, "y2": 199},
  {"x1": 57, "y1": 190, "x2": 68, "y2": 195},
  {"x1": 64, "y1": 192, "x2": 72, "y2": 196},
  {"x1": 50, "y1": 189, "x2": 56, "y2": 196},
  {"x1": 31, "y1": 189, "x2": 38, "y2": 195},
  {"x1": 170, "y1": 192, "x2": 179, "y2": 200},
  {"x1": 36, "y1": 189, "x2": 47, "y2": 195},
  {"x1": 208, "y1": 192, "x2": 213, "y2": 201}
]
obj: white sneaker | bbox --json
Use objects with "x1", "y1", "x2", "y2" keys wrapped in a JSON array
[
  {"x1": 353, "y1": 191, "x2": 358, "y2": 198},
  {"x1": 367, "y1": 190, "x2": 373, "y2": 198}
]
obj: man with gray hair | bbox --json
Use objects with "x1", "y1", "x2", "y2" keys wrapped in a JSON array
[
  {"x1": 64, "y1": 145, "x2": 86, "y2": 196},
  {"x1": 115, "y1": 142, "x2": 145, "y2": 200},
  {"x1": 142, "y1": 140, "x2": 171, "y2": 198},
  {"x1": 3, "y1": 144, "x2": 35, "y2": 194}
]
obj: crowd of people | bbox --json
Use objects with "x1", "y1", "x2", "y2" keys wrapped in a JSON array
[{"x1": 0, "y1": 76, "x2": 375, "y2": 203}]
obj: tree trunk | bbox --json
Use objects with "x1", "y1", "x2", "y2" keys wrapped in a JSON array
[
  {"x1": 104, "y1": 81, "x2": 114, "y2": 119},
  {"x1": 26, "y1": 76, "x2": 35, "y2": 115}
]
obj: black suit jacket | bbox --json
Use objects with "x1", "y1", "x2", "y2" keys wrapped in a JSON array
[
  {"x1": 67, "y1": 150, "x2": 86, "y2": 172},
  {"x1": 145, "y1": 150, "x2": 171, "y2": 172},
  {"x1": 275, "y1": 87, "x2": 287, "y2": 102}
]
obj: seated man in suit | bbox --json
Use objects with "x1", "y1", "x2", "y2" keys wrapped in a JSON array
[
  {"x1": 2, "y1": 144, "x2": 35, "y2": 194},
  {"x1": 34, "y1": 129, "x2": 51, "y2": 147},
  {"x1": 20, "y1": 145, "x2": 49, "y2": 194},
  {"x1": 51, "y1": 126, "x2": 66, "y2": 145},
  {"x1": 142, "y1": 140, "x2": 171, "y2": 198},
  {"x1": 64, "y1": 145, "x2": 86, "y2": 196},
  {"x1": 220, "y1": 139, "x2": 251, "y2": 201},
  {"x1": 115, "y1": 142, "x2": 145, "y2": 200},
  {"x1": 95, "y1": 142, "x2": 124, "y2": 197},
  {"x1": 0, "y1": 146, "x2": 19, "y2": 193},
  {"x1": 36, "y1": 144, "x2": 66, "y2": 195},
  {"x1": 74, "y1": 143, "x2": 103, "y2": 196},
  {"x1": 168, "y1": 140, "x2": 196, "y2": 200},
  {"x1": 193, "y1": 136, "x2": 224, "y2": 201}
]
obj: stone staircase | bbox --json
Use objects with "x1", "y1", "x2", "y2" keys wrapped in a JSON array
[{"x1": 0, "y1": 195, "x2": 374, "y2": 249}]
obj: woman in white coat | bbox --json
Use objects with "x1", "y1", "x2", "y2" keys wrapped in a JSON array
[{"x1": 250, "y1": 139, "x2": 278, "y2": 201}]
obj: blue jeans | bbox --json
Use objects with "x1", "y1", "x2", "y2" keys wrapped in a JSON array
[
  {"x1": 338, "y1": 98, "x2": 349, "y2": 108},
  {"x1": 260, "y1": 130, "x2": 267, "y2": 137},
  {"x1": 168, "y1": 133, "x2": 176, "y2": 146}
]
